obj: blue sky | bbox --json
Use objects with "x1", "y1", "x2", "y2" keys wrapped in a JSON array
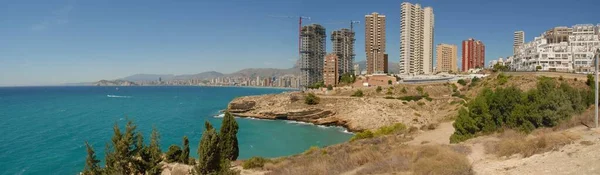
[{"x1": 1, "y1": 0, "x2": 599, "y2": 86}]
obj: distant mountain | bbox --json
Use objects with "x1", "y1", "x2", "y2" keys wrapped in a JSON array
[
  {"x1": 121, "y1": 74, "x2": 175, "y2": 81},
  {"x1": 226, "y1": 68, "x2": 299, "y2": 78},
  {"x1": 356, "y1": 60, "x2": 399, "y2": 74},
  {"x1": 94, "y1": 80, "x2": 138, "y2": 86},
  {"x1": 172, "y1": 71, "x2": 224, "y2": 80}
]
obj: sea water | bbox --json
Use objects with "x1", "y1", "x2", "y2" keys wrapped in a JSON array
[{"x1": 0, "y1": 86, "x2": 352, "y2": 174}]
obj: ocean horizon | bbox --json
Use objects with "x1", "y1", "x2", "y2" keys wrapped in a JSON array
[{"x1": 0, "y1": 86, "x2": 351, "y2": 174}]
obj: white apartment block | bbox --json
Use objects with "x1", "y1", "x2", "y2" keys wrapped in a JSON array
[
  {"x1": 511, "y1": 24, "x2": 600, "y2": 72},
  {"x1": 399, "y1": 2, "x2": 434, "y2": 75}
]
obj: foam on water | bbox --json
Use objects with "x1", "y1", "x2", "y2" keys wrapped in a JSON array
[{"x1": 106, "y1": 95, "x2": 132, "y2": 98}]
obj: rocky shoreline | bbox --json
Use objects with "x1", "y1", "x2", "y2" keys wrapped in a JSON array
[{"x1": 226, "y1": 87, "x2": 461, "y2": 132}]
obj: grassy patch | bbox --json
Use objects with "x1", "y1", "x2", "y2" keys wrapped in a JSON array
[
  {"x1": 243, "y1": 156, "x2": 271, "y2": 169},
  {"x1": 351, "y1": 90, "x2": 364, "y2": 97},
  {"x1": 485, "y1": 130, "x2": 579, "y2": 157},
  {"x1": 304, "y1": 93, "x2": 320, "y2": 105},
  {"x1": 350, "y1": 123, "x2": 407, "y2": 142}
]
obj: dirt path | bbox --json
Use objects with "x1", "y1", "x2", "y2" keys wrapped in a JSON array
[{"x1": 406, "y1": 122, "x2": 454, "y2": 145}]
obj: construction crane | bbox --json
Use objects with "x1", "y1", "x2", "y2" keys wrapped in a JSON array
[
  {"x1": 324, "y1": 20, "x2": 360, "y2": 32},
  {"x1": 269, "y1": 15, "x2": 311, "y2": 58}
]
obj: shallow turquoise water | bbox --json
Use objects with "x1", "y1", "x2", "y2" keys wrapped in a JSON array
[{"x1": 0, "y1": 86, "x2": 352, "y2": 174}]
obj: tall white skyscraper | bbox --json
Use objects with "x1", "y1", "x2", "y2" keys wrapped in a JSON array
[
  {"x1": 399, "y1": 2, "x2": 434, "y2": 75},
  {"x1": 513, "y1": 31, "x2": 525, "y2": 55}
]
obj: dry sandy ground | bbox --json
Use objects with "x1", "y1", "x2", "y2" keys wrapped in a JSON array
[{"x1": 471, "y1": 126, "x2": 600, "y2": 175}]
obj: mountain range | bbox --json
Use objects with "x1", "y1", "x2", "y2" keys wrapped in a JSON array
[{"x1": 113, "y1": 60, "x2": 398, "y2": 82}]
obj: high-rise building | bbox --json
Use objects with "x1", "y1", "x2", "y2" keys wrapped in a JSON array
[
  {"x1": 331, "y1": 29, "x2": 355, "y2": 76},
  {"x1": 365, "y1": 12, "x2": 386, "y2": 74},
  {"x1": 435, "y1": 44, "x2": 458, "y2": 73},
  {"x1": 323, "y1": 53, "x2": 339, "y2": 86},
  {"x1": 513, "y1": 31, "x2": 524, "y2": 55},
  {"x1": 462, "y1": 38, "x2": 485, "y2": 71},
  {"x1": 353, "y1": 64, "x2": 360, "y2": 75},
  {"x1": 300, "y1": 24, "x2": 326, "y2": 87},
  {"x1": 400, "y1": 2, "x2": 434, "y2": 75},
  {"x1": 383, "y1": 53, "x2": 389, "y2": 73}
]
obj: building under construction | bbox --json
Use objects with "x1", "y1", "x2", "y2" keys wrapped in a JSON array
[
  {"x1": 331, "y1": 28, "x2": 355, "y2": 76},
  {"x1": 300, "y1": 24, "x2": 326, "y2": 87}
]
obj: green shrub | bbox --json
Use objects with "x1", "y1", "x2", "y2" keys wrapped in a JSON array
[
  {"x1": 457, "y1": 79, "x2": 467, "y2": 86},
  {"x1": 401, "y1": 87, "x2": 407, "y2": 94},
  {"x1": 417, "y1": 102, "x2": 425, "y2": 106},
  {"x1": 470, "y1": 77, "x2": 481, "y2": 87},
  {"x1": 416, "y1": 86, "x2": 424, "y2": 95},
  {"x1": 350, "y1": 130, "x2": 374, "y2": 142},
  {"x1": 558, "y1": 76, "x2": 564, "y2": 81},
  {"x1": 376, "y1": 86, "x2": 382, "y2": 93},
  {"x1": 451, "y1": 83, "x2": 458, "y2": 92},
  {"x1": 242, "y1": 156, "x2": 270, "y2": 169},
  {"x1": 536, "y1": 66, "x2": 542, "y2": 71},
  {"x1": 351, "y1": 90, "x2": 364, "y2": 97},
  {"x1": 340, "y1": 73, "x2": 356, "y2": 84},
  {"x1": 451, "y1": 78, "x2": 593, "y2": 143},
  {"x1": 326, "y1": 85, "x2": 333, "y2": 91},
  {"x1": 374, "y1": 123, "x2": 407, "y2": 136},
  {"x1": 384, "y1": 96, "x2": 395, "y2": 99},
  {"x1": 166, "y1": 145, "x2": 183, "y2": 163},
  {"x1": 304, "y1": 93, "x2": 320, "y2": 105},
  {"x1": 497, "y1": 73, "x2": 509, "y2": 85},
  {"x1": 398, "y1": 95, "x2": 423, "y2": 101},
  {"x1": 386, "y1": 88, "x2": 393, "y2": 95},
  {"x1": 388, "y1": 80, "x2": 393, "y2": 85},
  {"x1": 587, "y1": 74, "x2": 594, "y2": 87}
]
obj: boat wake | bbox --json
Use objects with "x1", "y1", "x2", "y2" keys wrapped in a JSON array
[{"x1": 107, "y1": 95, "x2": 132, "y2": 98}]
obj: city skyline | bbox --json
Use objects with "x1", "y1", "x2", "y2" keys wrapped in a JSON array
[{"x1": 1, "y1": 0, "x2": 600, "y2": 86}]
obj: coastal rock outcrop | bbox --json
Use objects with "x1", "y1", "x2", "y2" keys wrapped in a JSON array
[{"x1": 227, "y1": 86, "x2": 461, "y2": 132}]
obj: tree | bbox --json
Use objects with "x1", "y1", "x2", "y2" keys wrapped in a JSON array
[
  {"x1": 180, "y1": 136, "x2": 190, "y2": 164},
  {"x1": 219, "y1": 112, "x2": 239, "y2": 161},
  {"x1": 146, "y1": 127, "x2": 163, "y2": 175},
  {"x1": 304, "y1": 93, "x2": 320, "y2": 105},
  {"x1": 82, "y1": 142, "x2": 102, "y2": 175},
  {"x1": 166, "y1": 145, "x2": 183, "y2": 163},
  {"x1": 536, "y1": 65, "x2": 542, "y2": 71},
  {"x1": 376, "y1": 86, "x2": 382, "y2": 93},
  {"x1": 388, "y1": 80, "x2": 393, "y2": 85},
  {"x1": 340, "y1": 73, "x2": 356, "y2": 84},
  {"x1": 194, "y1": 121, "x2": 222, "y2": 175},
  {"x1": 457, "y1": 79, "x2": 467, "y2": 86}
]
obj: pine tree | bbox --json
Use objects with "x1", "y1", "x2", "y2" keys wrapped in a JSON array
[
  {"x1": 146, "y1": 127, "x2": 163, "y2": 175},
  {"x1": 194, "y1": 121, "x2": 221, "y2": 174},
  {"x1": 82, "y1": 142, "x2": 102, "y2": 175},
  {"x1": 180, "y1": 136, "x2": 190, "y2": 164},
  {"x1": 219, "y1": 112, "x2": 239, "y2": 161}
]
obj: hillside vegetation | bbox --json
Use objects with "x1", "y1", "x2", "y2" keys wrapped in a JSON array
[{"x1": 451, "y1": 74, "x2": 594, "y2": 143}]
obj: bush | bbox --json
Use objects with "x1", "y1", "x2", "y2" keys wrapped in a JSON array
[
  {"x1": 340, "y1": 73, "x2": 356, "y2": 84},
  {"x1": 451, "y1": 83, "x2": 458, "y2": 92},
  {"x1": 388, "y1": 80, "x2": 392, "y2": 85},
  {"x1": 574, "y1": 78, "x2": 578, "y2": 81},
  {"x1": 384, "y1": 96, "x2": 395, "y2": 99},
  {"x1": 416, "y1": 86, "x2": 424, "y2": 95},
  {"x1": 451, "y1": 78, "x2": 593, "y2": 143},
  {"x1": 586, "y1": 74, "x2": 595, "y2": 87},
  {"x1": 242, "y1": 156, "x2": 270, "y2": 169},
  {"x1": 351, "y1": 90, "x2": 364, "y2": 97},
  {"x1": 376, "y1": 86, "x2": 382, "y2": 93},
  {"x1": 558, "y1": 76, "x2": 564, "y2": 81},
  {"x1": 457, "y1": 79, "x2": 467, "y2": 86},
  {"x1": 470, "y1": 77, "x2": 480, "y2": 87},
  {"x1": 497, "y1": 73, "x2": 509, "y2": 85},
  {"x1": 326, "y1": 85, "x2": 333, "y2": 91},
  {"x1": 373, "y1": 123, "x2": 406, "y2": 136},
  {"x1": 166, "y1": 145, "x2": 183, "y2": 163},
  {"x1": 536, "y1": 65, "x2": 542, "y2": 71},
  {"x1": 386, "y1": 88, "x2": 393, "y2": 95},
  {"x1": 401, "y1": 87, "x2": 407, "y2": 94},
  {"x1": 350, "y1": 130, "x2": 374, "y2": 142},
  {"x1": 304, "y1": 93, "x2": 320, "y2": 105},
  {"x1": 417, "y1": 102, "x2": 425, "y2": 106}
]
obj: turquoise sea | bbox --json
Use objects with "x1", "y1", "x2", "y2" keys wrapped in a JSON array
[{"x1": 0, "y1": 86, "x2": 352, "y2": 175}]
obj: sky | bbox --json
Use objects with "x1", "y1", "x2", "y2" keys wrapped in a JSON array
[{"x1": 1, "y1": 0, "x2": 599, "y2": 86}]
